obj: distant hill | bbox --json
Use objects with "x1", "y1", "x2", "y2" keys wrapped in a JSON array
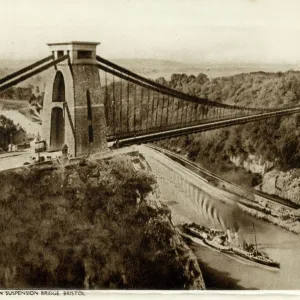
[
  {"x1": 0, "y1": 59, "x2": 37, "y2": 69},
  {"x1": 1, "y1": 58, "x2": 299, "y2": 92},
  {"x1": 112, "y1": 58, "x2": 300, "y2": 80},
  {"x1": 0, "y1": 59, "x2": 46, "y2": 91}
]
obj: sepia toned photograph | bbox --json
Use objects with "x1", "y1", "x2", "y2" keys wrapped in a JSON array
[{"x1": 1, "y1": 0, "x2": 300, "y2": 293}]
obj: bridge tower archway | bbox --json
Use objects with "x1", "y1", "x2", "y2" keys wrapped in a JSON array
[
  {"x1": 42, "y1": 41, "x2": 107, "y2": 157},
  {"x1": 50, "y1": 107, "x2": 65, "y2": 150},
  {"x1": 52, "y1": 71, "x2": 65, "y2": 103}
]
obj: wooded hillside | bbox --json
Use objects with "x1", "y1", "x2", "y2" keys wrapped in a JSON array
[{"x1": 159, "y1": 71, "x2": 300, "y2": 171}]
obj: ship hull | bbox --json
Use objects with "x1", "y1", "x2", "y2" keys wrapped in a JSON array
[
  {"x1": 181, "y1": 225, "x2": 280, "y2": 269},
  {"x1": 232, "y1": 249, "x2": 280, "y2": 268}
]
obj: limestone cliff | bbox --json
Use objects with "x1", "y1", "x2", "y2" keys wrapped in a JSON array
[
  {"x1": 256, "y1": 169, "x2": 300, "y2": 205},
  {"x1": 229, "y1": 154, "x2": 300, "y2": 205},
  {"x1": 0, "y1": 152, "x2": 205, "y2": 289},
  {"x1": 229, "y1": 154, "x2": 274, "y2": 176}
]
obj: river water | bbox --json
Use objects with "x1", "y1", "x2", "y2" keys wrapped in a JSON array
[
  {"x1": 190, "y1": 211, "x2": 300, "y2": 289},
  {"x1": 140, "y1": 145, "x2": 300, "y2": 290}
]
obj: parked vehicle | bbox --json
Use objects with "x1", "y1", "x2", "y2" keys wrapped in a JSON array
[{"x1": 35, "y1": 140, "x2": 46, "y2": 153}]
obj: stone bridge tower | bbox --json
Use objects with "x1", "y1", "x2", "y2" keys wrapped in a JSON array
[{"x1": 42, "y1": 41, "x2": 107, "y2": 157}]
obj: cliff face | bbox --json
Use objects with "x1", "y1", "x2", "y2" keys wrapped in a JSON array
[
  {"x1": 229, "y1": 154, "x2": 300, "y2": 205},
  {"x1": 229, "y1": 154, "x2": 274, "y2": 176},
  {"x1": 256, "y1": 169, "x2": 300, "y2": 205},
  {"x1": 0, "y1": 152, "x2": 205, "y2": 289}
]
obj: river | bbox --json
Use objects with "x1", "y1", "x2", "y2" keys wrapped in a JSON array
[
  {"x1": 189, "y1": 211, "x2": 300, "y2": 289},
  {"x1": 139, "y1": 145, "x2": 300, "y2": 290}
]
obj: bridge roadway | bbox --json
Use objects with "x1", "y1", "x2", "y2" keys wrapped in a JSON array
[
  {"x1": 145, "y1": 144, "x2": 299, "y2": 209},
  {"x1": 139, "y1": 144, "x2": 236, "y2": 227},
  {"x1": 116, "y1": 106, "x2": 300, "y2": 146},
  {"x1": 138, "y1": 144, "x2": 291, "y2": 227},
  {"x1": 0, "y1": 99, "x2": 28, "y2": 104}
]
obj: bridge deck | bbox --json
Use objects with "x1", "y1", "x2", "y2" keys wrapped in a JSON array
[{"x1": 113, "y1": 106, "x2": 300, "y2": 146}]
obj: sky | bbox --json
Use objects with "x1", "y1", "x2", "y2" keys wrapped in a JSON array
[{"x1": 1, "y1": 0, "x2": 300, "y2": 64}]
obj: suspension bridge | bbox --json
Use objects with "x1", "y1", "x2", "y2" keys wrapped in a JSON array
[{"x1": 0, "y1": 41, "x2": 299, "y2": 157}]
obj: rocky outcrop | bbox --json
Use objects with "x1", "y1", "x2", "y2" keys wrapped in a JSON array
[
  {"x1": 256, "y1": 169, "x2": 300, "y2": 205},
  {"x1": 230, "y1": 154, "x2": 274, "y2": 176},
  {"x1": 0, "y1": 152, "x2": 205, "y2": 289},
  {"x1": 229, "y1": 154, "x2": 300, "y2": 205}
]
